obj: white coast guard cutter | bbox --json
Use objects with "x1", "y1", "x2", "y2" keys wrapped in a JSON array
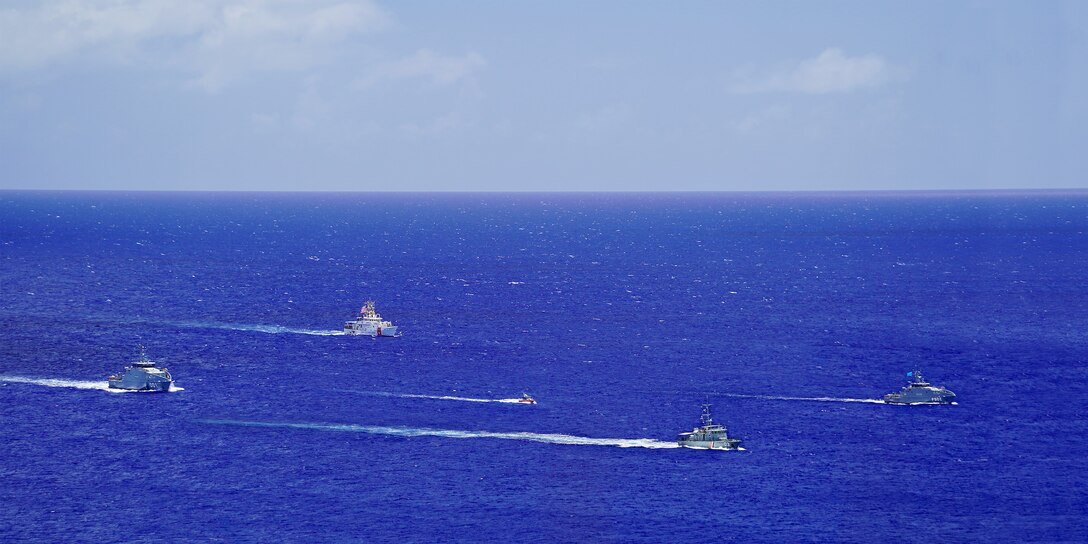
[{"x1": 343, "y1": 301, "x2": 399, "y2": 337}]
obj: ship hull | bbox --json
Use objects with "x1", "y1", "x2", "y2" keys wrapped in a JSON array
[
  {"x1": 885, "y1": 373, "x2": 955, "y2": 405},
  {"x1": 108, "y1": 379, "x2": 172, "y2": 392},
  {"x1": 343, "y1": 326, "x2": 398, "y2": 337},
  {"x1": 108, "y1": 367, "x2": 173, "y2": 392},
  {"x1": 884, "y1": 397, "x2": 955, "y2": 405},
  {"x1": 883, "y1": 390, "x2": 956, "y2": 405},
  {"x1": 678, "y1": 440, "x2": 742, "y2": 450}
]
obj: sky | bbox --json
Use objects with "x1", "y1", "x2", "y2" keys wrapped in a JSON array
[{"x1": 0, "y1": 0, "x2": 1085, "y2": 192}]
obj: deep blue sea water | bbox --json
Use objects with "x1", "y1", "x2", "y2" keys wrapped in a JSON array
[{"x1": 1, "y1": 191, "x2": 1086, "y2": 542}]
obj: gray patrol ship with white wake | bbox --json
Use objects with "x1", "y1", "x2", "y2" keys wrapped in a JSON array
[
  {"x1": 108, "y1": 348, "x2": 174, "y2": 392},
  {"x1": 883, "y1": 370, "x2": 955, "y2": 405},
  {"x1": 677, "y1": 401, "x2": 742, "y2": 450}
]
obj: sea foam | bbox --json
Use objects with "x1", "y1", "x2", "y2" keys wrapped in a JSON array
[
  {"x1": 169, "y1": 321, "x2": 345, "y2": 336},
  {"x1": 0, "y1": 375, "x2": 183, "y2": 393},
  {"x1": 201, "y1": 419, "x2": 682, "y2": 449},
  {"x1": 343, "y1": 390, "x2": 529, "y2": 404},
  {"x1": 718, "y1": 392, "x2": 884, "y2": 404}
]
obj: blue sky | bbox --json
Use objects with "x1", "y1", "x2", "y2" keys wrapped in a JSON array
[{"x1": 0, "y1": 0, "x2": 1085, "y2": 191}]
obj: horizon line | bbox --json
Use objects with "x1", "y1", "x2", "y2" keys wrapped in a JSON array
[{"x1": 2, "y1": 188, "x2": 1086, "y2": 196}]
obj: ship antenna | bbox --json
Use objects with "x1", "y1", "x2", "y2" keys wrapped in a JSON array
[
  {"x1": 139, "y1": 345, "x2": 147, "y2": 361},
  {"x1": 701, "y1": 396, "x2": 713, "y2": 426}
]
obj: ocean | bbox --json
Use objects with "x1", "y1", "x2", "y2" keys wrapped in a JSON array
[{"x1": 1, "y1": 191, "x2": 1086, "y2": 542}]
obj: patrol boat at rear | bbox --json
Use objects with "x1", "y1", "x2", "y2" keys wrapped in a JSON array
[
  {"x1": 343, "y1": 300, "x2": 398, "y2": 337},
  {"x1": 108, "y1": 349, "x2": 174, "y2": 392},
  {"x1": 883, "y1": 370, "x2": 956, "y2": 405},
  {"x1": 677, "y1": 401, "x2": 742, "y2": 450}
]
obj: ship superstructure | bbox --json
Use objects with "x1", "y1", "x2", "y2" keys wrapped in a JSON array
[
  {"x1": 883, "y1": 370, "x2": 956, "y2": 405},
  {"x1": 343, "y1": 301, "x2": 399, "y2": 337},
  {"x1": 677, "y1": 401, "x2": 742, "y2": 450},
  {"x1": 108, "y1": 348, "x2": 174, "y2": 392}
]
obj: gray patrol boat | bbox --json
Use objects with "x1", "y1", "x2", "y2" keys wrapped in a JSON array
[
  {"x1": 677, "y1": 401, "x2": 742, "y2": 450},
  {"x1": 108, "y1": 348, "x2": 174, "y2": 392},
  {"x1": 883, "y1": 370, "x2": 955, "y2": 405}
]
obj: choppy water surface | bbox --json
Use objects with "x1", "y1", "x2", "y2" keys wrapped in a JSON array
[{"x1": 1, "y1": 191, "x2": 1086, "y2": 542}]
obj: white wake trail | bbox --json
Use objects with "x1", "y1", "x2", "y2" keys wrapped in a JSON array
[
  {"x1": 220, "y1": 324, "x2": 345, "y2": 336},
  {"x1": 171, "y1": 321, "x2": 345, "y2": 336},
  {"x1": 202, "y1": 419, "x2": 681, "y2": 449},
  {"x1": 0, "y1": 375, "x2": 113, "y2": 391},
  {"x1": 0, "y1": 375, "x2": 182, "y2": 393},
  {"x1": 346, "y1": 391, "x2": 528, "y2": 404},
  {"x1": 719, "y1": 393, "x2": 884, "y2": 404}
]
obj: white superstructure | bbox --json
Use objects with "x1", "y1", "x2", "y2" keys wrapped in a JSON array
[{"x1": 343, "y1": 300, "x2": 399, "y2": 337}]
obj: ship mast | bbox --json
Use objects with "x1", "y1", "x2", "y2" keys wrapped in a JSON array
[{"x1": 700, "y1": 400, "x2": 714, "y2": 427}]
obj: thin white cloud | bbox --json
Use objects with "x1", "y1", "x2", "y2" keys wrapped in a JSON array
[
  {"x1": 736, "y1": 104, "x2": 791, "y2": 133},
  {"x1": 0, "y1": 0, "x2": 390, "y2": 92},
  {"x1": 731, "y1": 48, "x2": 896, "y2": 94},
  {"x1": 291, "y1": 78, "x2": 331, "y2": 130},
  {"x1": 575, "y1": 103, "x2": 631, "y2": 133},
  {"x1": 399, "y1": 111, "x2": 469, "y2": 137},
  {"x1": 250, "y1": 112, "x2": 279, "y2": 131},
  {"x1": 356, "y1": 49, "x2": 486, "y2": 89}
]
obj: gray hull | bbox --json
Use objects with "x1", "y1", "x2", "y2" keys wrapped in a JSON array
[
  {"x1": 884, "y1": 386, "x2": 955, "y2": 405},
  {"x1": 108, "y1": 379, "x2": 172, "y2": 392},
  {"x1": 677, "y1": 424, "x2": 741, "y2": 450},
  {"x1": 678, "y1": 439, "x2": 742, "y2": 450},
  {"x1": 678, "y1": 402, "x2": 742, "y2": 450},
  {"x1": 116, "y1": 383, "x2": 169, "y2": 391},
  {"x1": 108, "y1": 368, "x2": 173, "y2": 392},
  {"x1": 884, "y1": 371, "x2": 955, "y2": 405}
]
